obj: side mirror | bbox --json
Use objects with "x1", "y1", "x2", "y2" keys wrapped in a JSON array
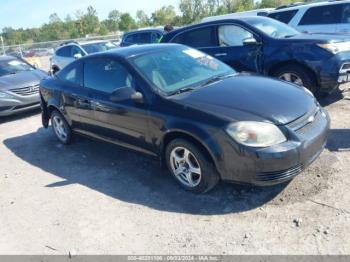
[
  {"x1": 110, "y1": 87, "x2": 144, "y2": 104},
  {"x1": 243, "y1": 37, "x2": 259, "y2": 46},
  {"x1": 74, "y1": 53, "x2": 82, "y2": 59},
  {"x1": 131, "y1": 92, "x2": 144, "y2": 104}
]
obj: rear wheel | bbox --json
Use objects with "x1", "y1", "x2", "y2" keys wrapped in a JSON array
[
  {"x1": 51, "y1": 110, "x2": 72, "y2": 144},
  {"x1": 273, "y1": 64, "x2": 317, "y2": 95},
  {"x1": 165, "y1": 139, "x2": 219, "y2": 193}
]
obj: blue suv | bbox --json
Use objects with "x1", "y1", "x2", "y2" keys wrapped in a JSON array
[{"x1": 162, "y1": 16, "x2": 350, "y2": 96}]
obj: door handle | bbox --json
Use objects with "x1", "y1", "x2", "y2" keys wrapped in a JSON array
[
  {"x1": 77, "y1": 99, "x2": 90, "y2": 107},
  {"x1": 90, "y1": 101, "x2": 112, "y2": 112},
  {"x1": 214, "y1": 53, "x2": 227, "y2": 57}
]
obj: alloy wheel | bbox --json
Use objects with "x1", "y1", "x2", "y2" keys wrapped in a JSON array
[
  {"x1": 169, "y1": 147, "x2": 202, "y2": 188},
  {"x1": 52, "y1": 115, "x2": 68, "y2": 142},
  {"x1": 279, "y1": 73, "x2": 304, "y2": 86}
]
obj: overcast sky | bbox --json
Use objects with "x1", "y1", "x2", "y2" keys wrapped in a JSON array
[{"x1": 0, "y1": 0, "x2": 180, "y2": 29}]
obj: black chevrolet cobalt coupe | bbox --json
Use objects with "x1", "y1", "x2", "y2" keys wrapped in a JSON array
[{"x1": 40, "y1": 44, "x2": 330, "y2": 193}]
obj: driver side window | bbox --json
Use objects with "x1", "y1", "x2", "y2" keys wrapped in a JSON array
[
  {"x1": 218, "y1": 25, "x2": 254, "y2": 47},
  {"x1": 84, "y1": 58, "x2": 134, "y2": 93},
  {"x1": 71, "y1": 46, "x2": 84, "y2": 57}
]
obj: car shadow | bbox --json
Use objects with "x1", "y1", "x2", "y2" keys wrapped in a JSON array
[
  {"x1": 326, "y1": 128, "x2": 350, "y2": 152},
  {"x1": 0, "y1": 108, "x2": 41, "y2": 124},
  {"x1": 3, "y1": 128, "x2": 288, "y2": 215},
  {"x1": 319, "y1": 91, "x2": 344, "y2": 107}
]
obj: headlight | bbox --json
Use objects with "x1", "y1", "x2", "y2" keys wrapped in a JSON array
[
  {"x1": 226, "y1": 121, "x2": 287, "y2": 147},
  {"x1": 0, "y1": 91, "x2": 13, "y2": 99},
  {"x1": 317, "y1": 42, "x2": 350, "y2": 54}
]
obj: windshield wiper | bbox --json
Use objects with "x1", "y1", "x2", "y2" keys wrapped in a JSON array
[
  {"x1": 168, "y1": 73, "x2": 235, "y2": 96},
  {"x1": 169, "y1": 86, "x2": 195, "y2": 96},
  {"x1": 284, "y1": 34, "x2": 296, "y2": 38},
  {"x1": 200, "y1": 73, "x2": 235, "y2": 87}
]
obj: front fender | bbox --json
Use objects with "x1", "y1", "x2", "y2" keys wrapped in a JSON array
[
  {"x1": 160, "y1": 119, "x2": 224, "y2": 169},
  {"x1": 264, "y1": 42, "x2": 325, "y2": 77}
]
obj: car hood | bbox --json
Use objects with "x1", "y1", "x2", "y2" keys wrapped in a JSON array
[
  {"x1": 0, "y1": 70, "x2": 47, "y2": 91},
  {"x1": 170, "y1": 75, "x2": 316, "y2": 125},
  {"x1": 286, "y1": 33, "x2": 350, "y2": 43}
]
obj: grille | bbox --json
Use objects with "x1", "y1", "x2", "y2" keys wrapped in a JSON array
[
  {"x1": 287, "y1": 107, "x2": 320, "y2": 133},
  {"x1": 9, "y1": 84, "x2": 39, "y2": 96},
  {"x1": 340, "y1": 63, "x2": 350, "y2": 73},
  {"x1": 296, "y1": 110, "x2": 323, "y2": 135},
  {"x1": 255, "y1": 164, "x2": 303, "y2": 182}
]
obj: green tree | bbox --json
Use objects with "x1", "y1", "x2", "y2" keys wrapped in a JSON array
[
  {"x1": 136, "y1": 10, "x2": 151, "y2": 28},
  {"x1": 104, "y1": 10, "x2": 121, "y2": 32},
  {"x1": 151, "y1": 5, "x2": 176, "y2": 26},
  {"x1": 118, "y1": 13, "x2": 136, "y2": 32},
  {"x1": 49, "y1": 13, "x2": 62, "y2": 23},
  {"x1": 179, "y1": 0, "x2": 207, "y2": 24},
  {"x1": 81, "y1": 6, "x2": 100, "y2": 35},
  {"x1": 258, "y1": 0, "x2": 303, "y2": 8},
  {"x1": 98, "y1": 23, "x2": 109, "y2": 35}
]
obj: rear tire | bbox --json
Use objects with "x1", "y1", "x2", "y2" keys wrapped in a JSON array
[
  {"x1": 51, "y1": 110, "x2": 72, "y2": 145},
  {"x1": 273, "y1": 64, "x2": 318, "y2": 95},
  {"x1": 165, "y1": 139, "x2": 219, "y2": 193}
]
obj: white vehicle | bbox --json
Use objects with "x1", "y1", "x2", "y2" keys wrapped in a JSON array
[
  {"x1": 201, "y1": 8, "x2": 274, "y2": 23},
  {"x1": 268, "y1": 0, "x2": 350, "y2": 35},
  {"x1": 51, "y1": 40, "x2": 118, "y2": 73}
]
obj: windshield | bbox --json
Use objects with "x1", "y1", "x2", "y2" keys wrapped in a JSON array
[
  {"x1": 247, "y1": 17, "x2": 300, "y2": 39},
  {"x1": 129, "y1": 46, "x2": 235, "y2": 95},
  {"x1": 82, "y1": 42, "x2": 117, "y2": 54},
  {"x1": 0, "y1": 58, "x2": 34, "y2": 77}
]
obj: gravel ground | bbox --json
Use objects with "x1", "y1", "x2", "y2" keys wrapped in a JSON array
[{"x1": 0, "y1": 90, "x2": 349, "y2": 255}]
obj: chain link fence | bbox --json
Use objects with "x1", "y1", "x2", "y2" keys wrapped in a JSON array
[{"x1": 1, "y1": 34, "x2": 122, "y2": 72}]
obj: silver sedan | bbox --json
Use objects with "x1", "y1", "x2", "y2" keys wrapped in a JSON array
[{"x1": 0, "y1": 56, "x2": 47, "y2": 116}]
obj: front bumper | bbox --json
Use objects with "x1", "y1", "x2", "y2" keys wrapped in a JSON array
[
  {"x1": 216, "y1": 107, "x2": 330, "y2": 186},
  {"x1": 0, "y1": 93, "x2": 40, "y2": 116},
  {"x1": 318, "y1": 51, "x2": 350, "y2": 93}
]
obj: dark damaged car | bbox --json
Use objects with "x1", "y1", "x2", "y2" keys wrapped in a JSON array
[
  {"x1": 40, "y1": 44, "x2": 330, "y2": 193},
  {"x1": 161, "y1": 16, "x2": 350, "y2": 96}
]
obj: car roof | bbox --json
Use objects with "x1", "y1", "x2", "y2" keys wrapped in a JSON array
[
  {"x1": 57, "y1": 40, "x2": 111, "y2": 49},
  {"x1": 79, "y1": 40, "x2": 112, "y2": 45},
  {"x1": 163, "y1": 16, "x2": 269, "y2": 40},
  {"x1": 85, "y1": 43, "x2": 182, "y2": 59},
  {"x1": 269, "y1": 0, "x2": 349, "y2": 13},
  {"x1": 123, "y1": 28, "x2": 164, "y2": 36},
  {"x1": 202, "y1": 8, "x2": 274, "y2": 22},
  {"x1": 0, "y1": 55, "x2": 17, "y2": 61}
]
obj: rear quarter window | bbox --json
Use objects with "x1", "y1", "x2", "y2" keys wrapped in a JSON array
[
  {"x1": 171, "y1": 26, "x2": 216, "y2": 48},
  {"x1": 56, "y1": 46, "x2": 72, "y2": 57},
  {"x1": 124, "y1": 32, "x2": 151, "y2": 44},
  {"x1": 268, "y1": 10, "x2": 298, "y2": 24},
  {"x1": 57, "y1": 62, "x2": 83, "y2": 86},
  {"x1": 299, "y1": 4, "x2": 343, "y2": 25}
]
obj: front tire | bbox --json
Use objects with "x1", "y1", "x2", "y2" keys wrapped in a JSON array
[
  {"x1": 273, "y1": 64, "x2": 317, "y2": 95},
  {"x1": 51, "y1": 110, "x2": 72, "y2": 145},
  {"x1": 165, "y1": 139, "x2": 219, "y2": 193}
]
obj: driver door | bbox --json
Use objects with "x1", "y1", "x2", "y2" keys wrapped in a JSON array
[
  {"x1": 83, "y1": 57, "x2": 151, "y2": 152},
  {"x1": 207, "y1": 24, "x2": 263, "y2": 73}
]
